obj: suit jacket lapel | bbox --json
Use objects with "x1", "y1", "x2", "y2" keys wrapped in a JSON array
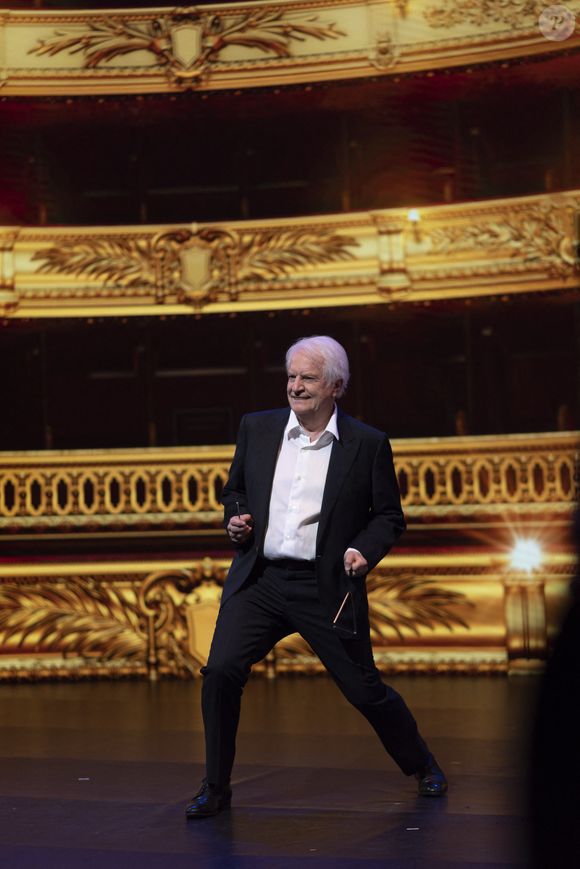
[
  {"x1": 317, "y1": 411, "x2": 360, "y2": 547},
  {"x1": 252, "y1": 408, "x2": 289, "y2": 538}
]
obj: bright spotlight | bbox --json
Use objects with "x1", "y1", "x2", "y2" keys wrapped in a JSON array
[
  {"x1": 407, "y1": 208, "x2": 420, "y2": 224},
  {"x1": 510, "y1": 539, "x2": 542, "y2": 573}
]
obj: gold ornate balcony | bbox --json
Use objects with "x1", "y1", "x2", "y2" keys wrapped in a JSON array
[
  {"x1": 2, "y1": 433, "x2": 576, "y2": 679},
  {"x1": 0, "y1": 552, "x2": 575, "y2": 680},
  {"x1": 1, "y1": 190, "x2": 579, "y2": 319},
  {"x1": 1, "y1": 1, "x2": 579, "y2": 96},
  {"x1": 1, "y1": 432, "x2": 577, "y2": 537}
]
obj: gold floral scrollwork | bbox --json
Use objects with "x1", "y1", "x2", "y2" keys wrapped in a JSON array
[
  {"x1": 139, "y1": 567, "x2": 195, "y2": 679},
  {"x1": 31, "y1": 227, "x2": 359, "y2": 309},
  {"x1": 231, "y1": 227, "x2": 358, "y2": 284},
  {"x1": 31, "y1": 235, "x2": 158, "y2": 292},
  {"x1": 139, "y1": 557, "x2": 227, "y2": 679},
  {"x1": 428, "y1": 198, "x2": 580, "y2": 277},
  {"x1": 424, "y1": 0, "x2": 547, "y2": 28},
  {"x1": 367, "y1": 574, "x2": 473, "y2": 642},
  {"x1": 29, "y1": 229, "x2": 228, "y2": 307},
  {"x1": 0, "y1": 578, "x2": 145, "y2": 663},
  {"x1": 28, "y1": 7, "x2": 346, "y2": 88},
  {"x1": 152, "y1": 225, "x2": 359, "y2": 306},
  {"x1": 147, "y1": 225, "x2": 360, "y2": 306}
]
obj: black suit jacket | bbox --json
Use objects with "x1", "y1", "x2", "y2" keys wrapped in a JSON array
[{"x1": 221, "y1": 407, "x2": 405, "y2": 636}]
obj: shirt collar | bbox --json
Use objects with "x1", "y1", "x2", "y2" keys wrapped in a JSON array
[{"x1": 286, "y1": 406, "x2": 339, "y2": 442}]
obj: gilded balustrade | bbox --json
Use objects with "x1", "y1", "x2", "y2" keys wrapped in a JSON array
[
  {"x1": 0, "y1": 432, "x2": 577, "y2": 535},
  {"x1": 1, "y1": 1, "x2": 579, "y2": 96},
  {"x1": 1, "y1": 191, "x2": 579, "y2": 319},
  {"x1": 0, "y1": 446, "x2": 231, "y2": 532},
  {"x1": 395, "y1": 432, "x2": 579, "y2": 517}
]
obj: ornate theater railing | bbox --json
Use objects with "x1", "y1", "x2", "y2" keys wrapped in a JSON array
[
  {"x1": 1, "y1": 1, "x2": 579, "y2": 96},
  {"x1": 0, "y1": 552, "x2": 575, "y2": 680},
  {"x1": 0, "y1": 432, "x2": 577, "y2": 536},
  {"x1": 1, "y1": 433, "x2": 576, "y2": 679},
  {"x1": 1, "y1": 191, "x2": 579, "y2": 319}
]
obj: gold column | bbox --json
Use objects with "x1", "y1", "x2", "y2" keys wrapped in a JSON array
[{"x1": 504, "y1": 572, "x2": 548, "y2": 673}]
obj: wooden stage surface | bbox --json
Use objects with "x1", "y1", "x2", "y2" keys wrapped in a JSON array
[{"x1": 0, "y1": 675, "x2": 540, "y2": 868}]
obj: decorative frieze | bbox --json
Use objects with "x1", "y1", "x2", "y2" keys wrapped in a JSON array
[
  {"x1": 424, "y1": 0, "x2": 547, "y2": 28},
  {"x1": 0, "y1": 553, "x2": 573, "y2": 680},
  {"x1": 1, "y1": 191, "x2": 579, "y2": 318},
  {"x1": 0, "y1": 0, "x2": 578, "y2": 96},
  {"x1": 30, "y1": 226, "x2": 358, "y2": 309},
  {"x1": 427, "y1": 197, "x2": 579, "y2": 278},
  {"x1": 27, "y1": 8, "x2": 346, "y2": 88}
]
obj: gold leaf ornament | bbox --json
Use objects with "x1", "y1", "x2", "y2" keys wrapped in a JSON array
[
  {"x1": 235, "y1": 229, "x2": 359, "y2": 282},
  {"x1": 31, "y1": 237, "x2": 156, "y2": 288},
  {"x1": 367, "y1": 575, "x2": 472, "y2": 642},
  {"x1": 211, "y1": 9, "x2": 346, "y2": 57},
  {"x1": 29, "y1": 9, "x2": 345, "y2": 86},
  {"x1": 428, "y1": 199, "x2": 579, "y2": 276},
  {"x1": 31, "y1": 227, "x2": 359, "y2": 306},
  {"x1": 0, "y1": 580, "x2": 145, "y2": 660},
  {"x1": 424, "y1": 0, "x2": 547, "y2": 28},
  {"x1": 31, "y1": 19, "x2": 171, "y2": 68}
]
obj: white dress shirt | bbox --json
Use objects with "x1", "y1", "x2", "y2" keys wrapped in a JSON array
[
  {"x1": 263, "y1": 408, "x2": 338, "y2": 561},
  {"x1": 263, "y1": 408, "x2": 360, "y2": 565}
]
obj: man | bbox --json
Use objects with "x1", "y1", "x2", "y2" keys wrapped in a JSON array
[{"x1": 186, "y1": 335, "x2": 447, "y2": 818}]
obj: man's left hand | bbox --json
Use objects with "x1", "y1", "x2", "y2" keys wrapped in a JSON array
[{"x1": 344, "y1": 550, "x2": 368, "y2": 577}]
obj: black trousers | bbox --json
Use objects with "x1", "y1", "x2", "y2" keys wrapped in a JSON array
[{"x1": 201, "y1": 561, "x2": 430, "y2": 786}]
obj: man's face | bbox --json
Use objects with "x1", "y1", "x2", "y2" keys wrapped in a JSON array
[{"x1": 286, "y1": 349, "x2": 341, "y2": 423}]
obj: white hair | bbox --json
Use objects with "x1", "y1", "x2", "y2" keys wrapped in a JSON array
[{"x1": 285, "y1": 335, "x2": 350, "y2": 398}]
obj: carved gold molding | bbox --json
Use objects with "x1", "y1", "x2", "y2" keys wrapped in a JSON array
[
  {"x1": 27, "y1": 8, "x2": 346, "y2": 88},
  {"x1": 0, "y1": 553, "x2": 574, "y2": 680},
  {"x1": 1, "y1": 432, "x2": 577, "y2": 535},
  {"x1": 1, "y1": 191, "x2": 579, "y2": 318},
  {"x1": 0, "y1": 1, "x2": 578, "y2": 95},
  {"x1": 424, "y1": 0, "x2": 549, "y2": 28},
  {"x1": 0, "y1": 557, "x2": 228, "y2": 681},
  {"x1": 28, "y1": 225, "x2": 358, "y2": 310}
]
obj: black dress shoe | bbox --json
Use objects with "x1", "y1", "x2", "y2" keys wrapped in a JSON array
[
  {"x1": 415, "y1": 754, "x2": 448, "y2": 797},
  {"x1": 185, "y1": 780, "x2": 232, "y2": 818}
]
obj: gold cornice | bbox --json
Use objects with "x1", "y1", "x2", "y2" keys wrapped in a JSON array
[
  {"x1": 1, "y1": 190, "x2": 579, "y2": 319},
  {"x1": 0, "y1": 1, "x2": 579, "y2": 96},
  {"x1": 2, "y1": 551, "x2": 574, "y2": 577},
  {"x1": 1, "y1": 430, "x2": 576, "y2": 463},
  {"x1": 394, "y1": 430, "x2": 580, "y2": 456}
]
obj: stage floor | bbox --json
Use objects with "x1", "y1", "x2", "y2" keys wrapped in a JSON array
[{"x1": 0, "y1": 675, "x2": 538, "y2": 868}]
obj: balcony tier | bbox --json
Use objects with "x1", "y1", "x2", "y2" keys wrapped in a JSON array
[
  {"x1": 1, "y1": 1, "x2": 579, "y2": 96},
  {"x1": 1, "y1": 190, "x2": 579, "y2": 318}
]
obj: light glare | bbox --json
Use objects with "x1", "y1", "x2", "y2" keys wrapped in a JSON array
[{"x1": 510, "y1": 538, "x2": 542, "y2": 573}]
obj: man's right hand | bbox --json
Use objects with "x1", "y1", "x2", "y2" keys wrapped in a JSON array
[{"x1": 227, "y1": 514, "x2": 254, "y2": 545}]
